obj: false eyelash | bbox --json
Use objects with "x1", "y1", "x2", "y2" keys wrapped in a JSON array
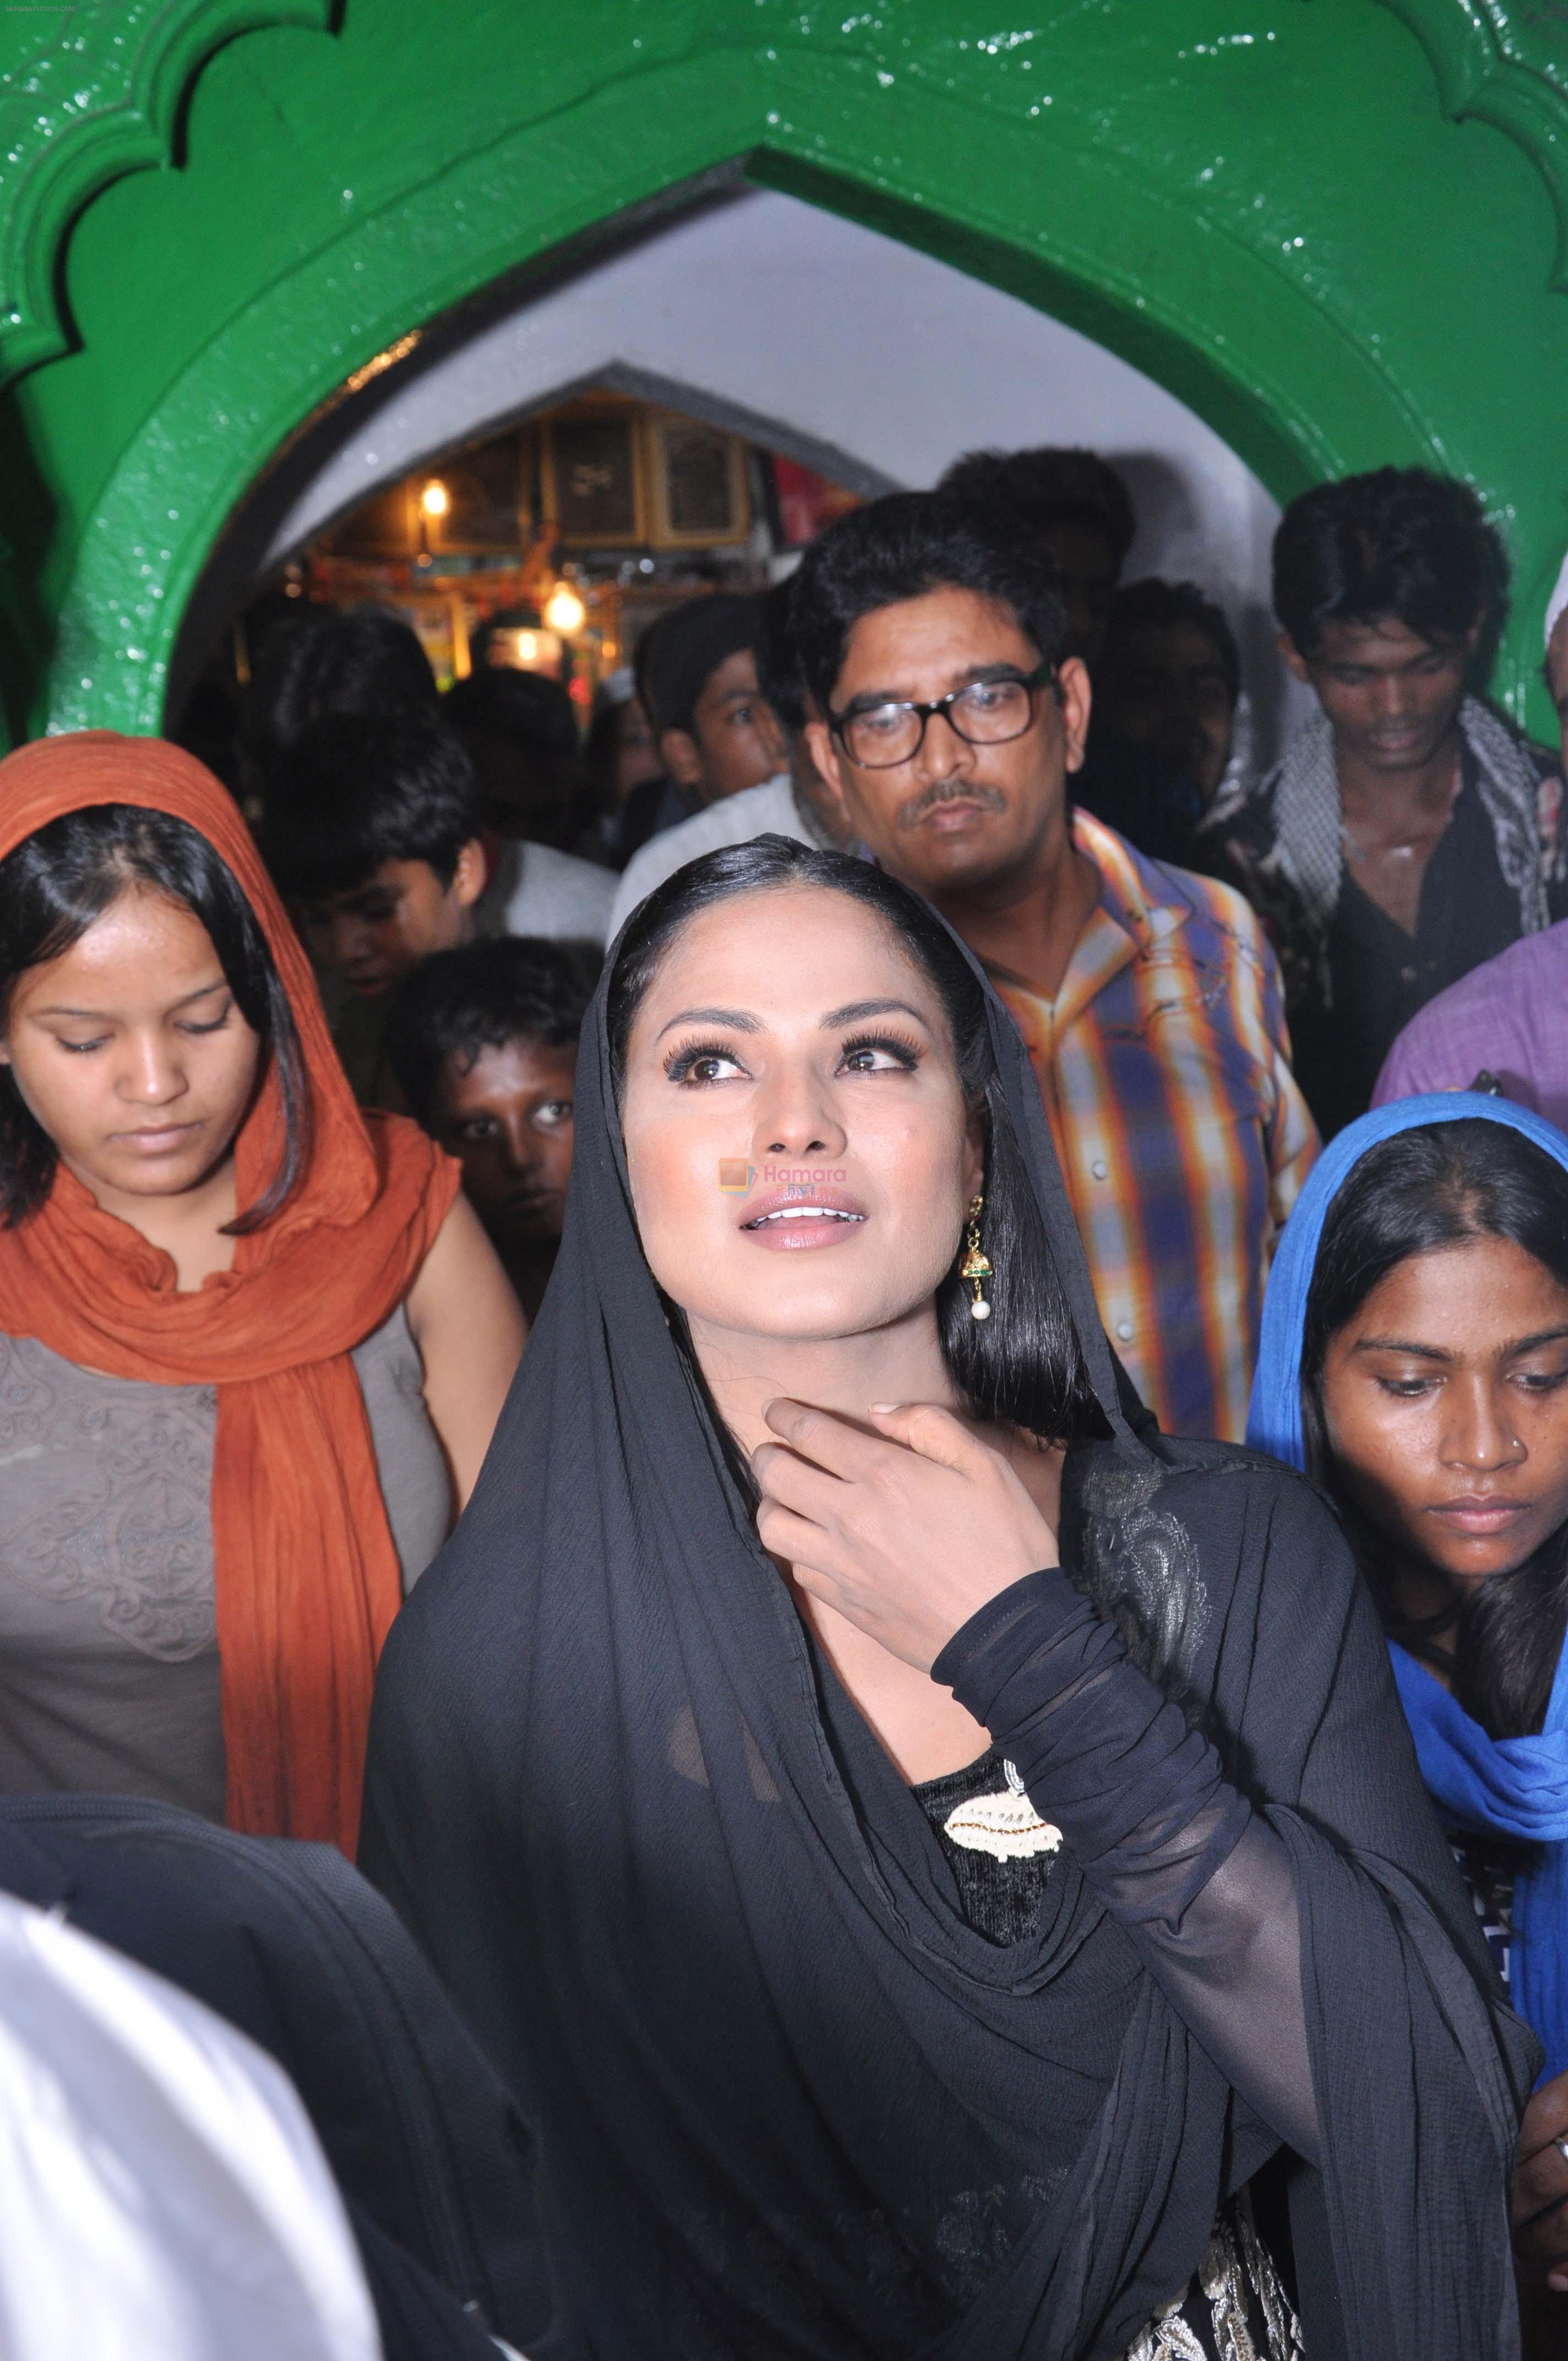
[
  {"x1": 839, "y1": 1030, "x2": 922, "y2": 1071},
  {"x1": 663, "y1": 1037, "x2": 745, "y2": 1084}
]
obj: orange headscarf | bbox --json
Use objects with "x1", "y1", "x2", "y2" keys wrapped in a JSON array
[{"x1": 0, "y1": 735, "x2": 461, "y2": 1851}]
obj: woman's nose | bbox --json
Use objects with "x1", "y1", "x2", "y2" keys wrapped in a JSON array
[
  {"x1": 1440, "y1": 1379, "x2": 1525, "y2": 1473},
  {"x1": 118, "y1": 1037, "x2": 187, "y2": 1105},
  {"x1": 750, "y1": 1064, "x2": 847, "y2": 1163}
]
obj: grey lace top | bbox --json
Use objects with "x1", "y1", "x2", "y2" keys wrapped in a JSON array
[{"x1": 0, "y1": 1304, "x2": 449, "y2": 1818}]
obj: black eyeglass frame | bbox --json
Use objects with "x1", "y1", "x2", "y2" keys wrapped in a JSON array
[{"x1": 827, "y1": 660, "x2": 1057, "y2": 770}]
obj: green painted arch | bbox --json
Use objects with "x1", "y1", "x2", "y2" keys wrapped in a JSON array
[{"x1": 4, "y1": 0, "x2": 1567, "y2": 749}]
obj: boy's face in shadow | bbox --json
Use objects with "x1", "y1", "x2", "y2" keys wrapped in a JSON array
[
  {"x1": 431, "y1": 1035, "x2": 577, "y2": 1254},
  {"x1": 296, "y1": 847, "x2": 486, "y2": 998}
]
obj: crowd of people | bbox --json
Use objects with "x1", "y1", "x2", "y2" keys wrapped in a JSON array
[{"x1": 1, "y1": 447, "x2": 1567, "y2": 2357}]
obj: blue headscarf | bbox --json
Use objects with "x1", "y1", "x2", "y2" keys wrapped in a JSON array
[{"x1": 1248, "y1": 1092, "x2": 1568, "y2": 2080}]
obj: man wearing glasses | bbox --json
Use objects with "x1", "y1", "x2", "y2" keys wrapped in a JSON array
[{"x1": 793, "y1": 492, "x2": 1317, "y2": 1443}]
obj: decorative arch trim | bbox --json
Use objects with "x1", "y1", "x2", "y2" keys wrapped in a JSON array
[
  {"x1": 45, "y1": 99, "x2": 1438, "y2": 738},
  {"x1": 7, "y1": 3, "x2": 1565, "y2": 743},
  {"x1": 1370, "y1": 0, "x2": 1568, "y2": 288},
  {"x1": 0, "y1": 0, "x2": 333, "y2": 386}
]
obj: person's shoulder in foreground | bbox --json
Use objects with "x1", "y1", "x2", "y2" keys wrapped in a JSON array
[
  {"x1": 0, "y1": 1886, "x2": 379, "y2": 2361},
  {"x1": 607, "y1": 773, "x2": 800, "y2": 937},
  {"x1": 1373, "y1": 917, "x2": 1568, "y2": 1128},
  {"x1": 492, "y1": 836, "x2": 616, "y2": 945}
]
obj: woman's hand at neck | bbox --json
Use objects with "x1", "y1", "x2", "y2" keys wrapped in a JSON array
[
  {"x1": 751, "y1": 1389, "x2": 1063, "y2": 1679},
  {"x1": 688, "y1": 1293, "x2": 959, "y2": 1464},
  {"x1": 689, "y1": 1303, "x2": 1064, "y2": 1784}
]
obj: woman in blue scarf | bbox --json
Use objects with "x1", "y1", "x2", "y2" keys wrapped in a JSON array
[{"x1": 1250, "y1": 1092, "x2": 1568, "y2": 2326}]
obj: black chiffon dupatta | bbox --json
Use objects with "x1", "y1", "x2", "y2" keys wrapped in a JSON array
[{"x1": 363, "y1": 932, "x2": 1534, "y2": 2360}]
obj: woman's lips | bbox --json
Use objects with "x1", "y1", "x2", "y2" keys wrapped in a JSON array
[
  {"x1": 744, "y1": 1209, "x2": 867, "y2": 1250},
  {"x1": 1425, "y1": 1497, "x2": 1533, "y2": 1535},
  {"x1": 113, "y1": 1122, "x2": 203, "y2": 1156},
  {"x1": 739, "y1": 1189, "x2": 868, "y2": 1252}
]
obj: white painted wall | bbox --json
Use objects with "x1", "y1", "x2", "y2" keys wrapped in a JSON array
[{"x1": 259, "y1": 186, "x2": 1309, "y2": 760}]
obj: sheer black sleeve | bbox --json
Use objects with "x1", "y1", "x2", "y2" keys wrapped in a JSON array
[{"x1": 933, "y1": 1567, "x2": 1320, "y2": 2164}]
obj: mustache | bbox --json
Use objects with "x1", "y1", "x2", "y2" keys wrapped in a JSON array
[{"x1": 896, "y1": 775, "x2": 1008, "y2": 829}]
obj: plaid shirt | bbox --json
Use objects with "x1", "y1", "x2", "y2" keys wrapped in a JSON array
[{"x1": 996, "y1": 810, "x2": 1319, "y2": 1441}]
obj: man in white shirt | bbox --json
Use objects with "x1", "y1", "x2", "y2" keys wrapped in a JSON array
[{"x1": 608, "y1": 584, "x2": 848, "y2": 935}]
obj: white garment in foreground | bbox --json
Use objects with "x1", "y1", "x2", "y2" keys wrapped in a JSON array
[
  {"x1": 607, "y1": 774, "x2": 810, "y2": 938},
  {"x1": 0, "y1": 1891, "x2": 381, "y2": 2361}
]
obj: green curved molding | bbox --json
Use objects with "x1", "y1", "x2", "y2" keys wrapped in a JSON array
[
  {"x1": 4, "y1": 0, "x2": 1566, "y2": 750},
  {"x1": 1371, "y1": 0, "x2": 1568, "y2": 286},
  {"x1": 43, "y1": 53, "x2": 1442, "y2": 738},
  {"x1": 0, "y1": 0, "x2": 332, "y2": 383}
]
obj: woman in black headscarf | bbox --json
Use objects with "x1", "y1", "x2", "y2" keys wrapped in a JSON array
[{"x1": 362, "y1": 837, "x2": 1536, "y2": 2360}]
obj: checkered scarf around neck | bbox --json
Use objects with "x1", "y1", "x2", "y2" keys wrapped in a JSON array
[{"x1": 1271, "y1": 697, "x2": 1548, "y2": 1000}]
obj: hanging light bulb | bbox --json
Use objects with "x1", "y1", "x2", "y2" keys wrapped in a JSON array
[
  {"x1": 420, "y1": 478, "x2": 450, "y2": 519},
  {"x1": 543, "y1": 581, "x2": 587, "y2": 636}
]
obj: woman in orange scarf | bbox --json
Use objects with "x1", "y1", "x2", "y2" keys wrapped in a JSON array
[{"x1": 0, "y1": 734, "x2": 525, "y2": 1851}]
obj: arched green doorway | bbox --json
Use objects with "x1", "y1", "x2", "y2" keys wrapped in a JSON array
[{"x1": 1, "y1": 0, "x2": 1564, "y2": 750}]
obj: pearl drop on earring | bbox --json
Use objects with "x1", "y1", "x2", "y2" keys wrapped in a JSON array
[{"x1": 970, "y1": 1293, "x2": 991, "y2": 1323}]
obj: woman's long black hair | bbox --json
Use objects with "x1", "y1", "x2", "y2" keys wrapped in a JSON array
[
  {"x1": 0, "y1": 803, "x2": 307, "y2": 1229},
  {"x1": 1302, "y1": 1118, "x2": 1568, "y2": 1738},
  {"x1": 607, "y1": 836, "x2": 1104, "y2": 1446}
]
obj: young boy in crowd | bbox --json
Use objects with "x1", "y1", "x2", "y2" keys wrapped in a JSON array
[
  {"x1": 638, "y1": 593, "x2": 787, "y2": 820},
  {"x1": 263, "y1": 709, "x2": 609, "y2": 1103},
  {"x1": 386, "y1": 938, "x2": 600, "y2": 1322}
]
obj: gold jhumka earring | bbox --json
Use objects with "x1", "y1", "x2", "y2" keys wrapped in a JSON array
[{"x1": 960, "y1": 1193, "x2": 992, "y2": 1322}]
